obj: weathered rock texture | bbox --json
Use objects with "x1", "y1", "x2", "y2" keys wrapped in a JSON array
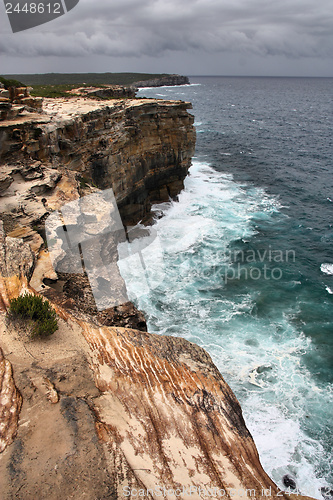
[
  {"x1": 71, "y1": 85, "x2": 137, "y2": 99},
  {"x1": 0, "y1": 97, "x2": 196, "y2": 224},
  {"x1": 0, "y1": 347, "x2": 22, "y2": 453},
  {"x1": 0, "y1": 221, "x2": 36, "y2": 308},
  {"x1": 83, "y1": 323, "x2": 279, "y2": 496},
  {"x1": 9, "y1": 86, "x2": 43, "y2": 112},
  {"x1": 0, "y1": 96, "x2": 316, "y2": 499},
  {"x1": 0, "y1": 163, "x2": 147, "y2": 331},
  {"x1": 0, "y1": 94, "x2": 194, "y2": 330},
  {"x1": 0, "y1": 217, "x2": 315, "y2": 499},
  {"x1": 0, "y1": 85, "x2": 43, "y2": 121}
]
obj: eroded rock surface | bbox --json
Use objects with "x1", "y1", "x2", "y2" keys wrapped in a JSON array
[
  {"x1": 0, "y1": 221, "x2": 36, "y2": 307},
  {"x1": 0, "y1": 229, "x2": 315, "y2": 499},
  {"x1": 83, "y1": 323, "x2": 279, "y2": 496},
  {"x1": 0, "y1": 96, "x2": 316, "y2": 499},
  {"x1": 0, "y1": 97, "x2": 196, "y2": 224},
  {"x1": 0, "y1": 347, "x2": 22, "y2": 453},
  {"x1": 71, "y1": 85, "x2": 137, "y2": 99}
]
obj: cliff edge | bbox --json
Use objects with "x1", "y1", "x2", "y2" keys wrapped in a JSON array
[
  {"x1": 131, "y1": 74, "x2": 190, "y2": 88},
  {"x1": 0, "y1": 224, "x2": 315, "y2": 500},
  {"x1": 0, "y1": 97, "x2": 195, "y2": 224},
  {"x1": 0, "y1": 97, "x2": 316, "y2": 499}
]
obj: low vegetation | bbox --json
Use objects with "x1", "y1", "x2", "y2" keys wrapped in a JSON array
[
  {"x1": 0, "y1": 75, "x2": 26, "y2": 89},
  {"x1": 2, "y1": 72, "x2": 170, "y2": 98},
  {"x1": 28, "y1": 83, "x2": 90, "y2": 98},
  {"x1": 9, "y1": 294, "x2": 58, "y2": 338},
  {"x1": 2, "y1": 72, "x2": 169, "y2": 86}
]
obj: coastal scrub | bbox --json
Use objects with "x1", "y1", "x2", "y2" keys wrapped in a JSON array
[{"x1": 8, "y1": 294, "x2": 58, "y2": 338}]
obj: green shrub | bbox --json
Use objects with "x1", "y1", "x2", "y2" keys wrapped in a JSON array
[
  {"x1": 29, "y1": 84, "x2": 80, "y2": 98},
  {"x1": 9, "y1": 294, "x2": 58, "y2": 338}
]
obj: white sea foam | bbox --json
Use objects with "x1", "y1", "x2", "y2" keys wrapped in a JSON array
[
  {"x1": 321, "y1": 263, "x2": 333, "y2": 275},
  {"x1": 119, "y1": 160, "x2": 332, "y2": 499},
  {"x1": 138, "y1": 83, "x2": 201, "y2": 91},
  {"x1": 244, "y1": 397, "x2": 327, "y2": 499}
]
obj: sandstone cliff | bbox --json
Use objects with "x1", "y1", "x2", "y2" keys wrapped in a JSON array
[
  {"x1": 0, "y1": 97, "x2": 195, "y2": 224},
  {"x1": 0, "y1": 97, "x2": 316, "y2": 499},
  {"x1": 0, "y1": 225, "x2": 315, "y2": 499},
  {"x1": 131, "y1": 75, "x2": 190, "y2": 88},
  {"x1": 70, "y1": 85, "x2": 137, "y2": 99}
]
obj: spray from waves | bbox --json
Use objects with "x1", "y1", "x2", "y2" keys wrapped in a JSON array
[
  {"x1": 321, "y1": 263, "x2": 333, "y2": 275},
  {"x1": 321, "y1": 264, "x2": 333, "y2": 294},
  {"x1": 137, "y1": 83, "x2": 201, "y2": 91},
  {"x1": 118, "y1": 160, "x2": 333, "y2": 499}
]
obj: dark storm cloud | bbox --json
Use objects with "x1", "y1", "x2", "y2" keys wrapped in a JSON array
[{"x1": 1, "y1": 0, "x2": 332, "y2": 60}]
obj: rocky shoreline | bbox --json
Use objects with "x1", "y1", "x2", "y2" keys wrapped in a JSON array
[{"x1": 0, "y1": 94, "x2": 315, "y2": 499}]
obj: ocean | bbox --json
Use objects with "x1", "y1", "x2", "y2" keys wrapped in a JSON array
[{"x1": 119, "y1": 77, "x2": 333, "y2": 499}]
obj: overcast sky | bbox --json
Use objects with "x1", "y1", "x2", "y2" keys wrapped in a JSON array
[{"x1": 1, "y1": 0, "x2": 333, "y2": 76}]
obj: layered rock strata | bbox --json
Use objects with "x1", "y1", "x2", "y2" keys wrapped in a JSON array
[
  {"x1": 0, "y1": 94, "x2": 195, "y2": 327},
  {"x1": 0, "y1": 163, "x2": 147, "y2": 331},
  {"x1": 0, "y1": 85, "x2": 43, "y2": 121},
  {"x1": 71, "y1": 85, "x2": 137, "y2": 99},
  {"x1": 0, "y1": 226, "x2": 315, "y2": 499},
  {"x1": 0, "y1": 97, "x2": 196, "y2": 224},
  {"x1": 0, "y1": 96, "x2": 316, "y2": 499},
  {"x1": 131, "y1": 74, "x2": 190, "y2": 88}
]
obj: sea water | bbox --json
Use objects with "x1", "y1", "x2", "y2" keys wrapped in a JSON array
[{"x1": 119, "y1": 77, "x2": 333, "y2": 498}]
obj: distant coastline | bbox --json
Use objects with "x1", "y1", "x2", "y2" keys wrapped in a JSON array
[
  {"x1": 2, "y1": 72, "x2": 190, "y2": 88},
  {"x1": 131, "y1": 74, "x2": 189, "y2": 88}
]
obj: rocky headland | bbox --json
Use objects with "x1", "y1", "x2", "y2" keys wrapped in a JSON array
[
  {"x1": 0, "y1": 93, "x2": 315, "y2": 499},
  {"x1": 131, "y1": 75, "x2": 190, "y2": 88}
]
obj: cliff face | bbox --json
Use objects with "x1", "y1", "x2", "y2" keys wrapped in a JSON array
[
  {"x1": 0, "y1": 97, "x2": 195, "y2": 223},
  {"x1": 131, "y1": 74, "x2": 190, "y2": 88},
  {"x1": 0, "y1": 98, "x2": 316, "y2": 499},
  {"x1": 0, "y1": 225, "x2": 314, "y2": 500},
  {"x1": 74, "y1": 85, "x2": 137, "y2": 99}
]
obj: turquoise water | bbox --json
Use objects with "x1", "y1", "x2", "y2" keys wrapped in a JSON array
[{"x1": 119, "y1": 77, "x2": 333, "y2": 498}]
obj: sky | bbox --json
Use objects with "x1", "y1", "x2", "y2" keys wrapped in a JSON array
[{"x1": 1, "y1": 0, "x2": 333, "y2": 77}]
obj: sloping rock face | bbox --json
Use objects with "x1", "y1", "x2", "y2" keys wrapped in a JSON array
[
  {"x1": 0, "y1": 226, "x2": 315, "y2": 499},
  {"x1": 0, "y1": 97, "x2": 196, "y2": 224},
  {"x1": 83, "y1": 323, "x2": 277, "y2": 497}
]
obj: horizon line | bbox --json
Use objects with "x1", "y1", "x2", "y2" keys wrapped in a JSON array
[{"x1": 2, "y1": 72, "x2": 333, "y2": 79}]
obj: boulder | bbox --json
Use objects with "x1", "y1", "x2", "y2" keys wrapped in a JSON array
[
  {"x1": 0, "y1": 221, "x2": 36, "y2": 306},
  {"x1": 283, "y1": 474, "x2": 297, "y2": 490}
]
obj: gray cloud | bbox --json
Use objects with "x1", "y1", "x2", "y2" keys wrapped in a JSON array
[{"x1": 0, "y1": 0, "x2": 332, "y2": 74}]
